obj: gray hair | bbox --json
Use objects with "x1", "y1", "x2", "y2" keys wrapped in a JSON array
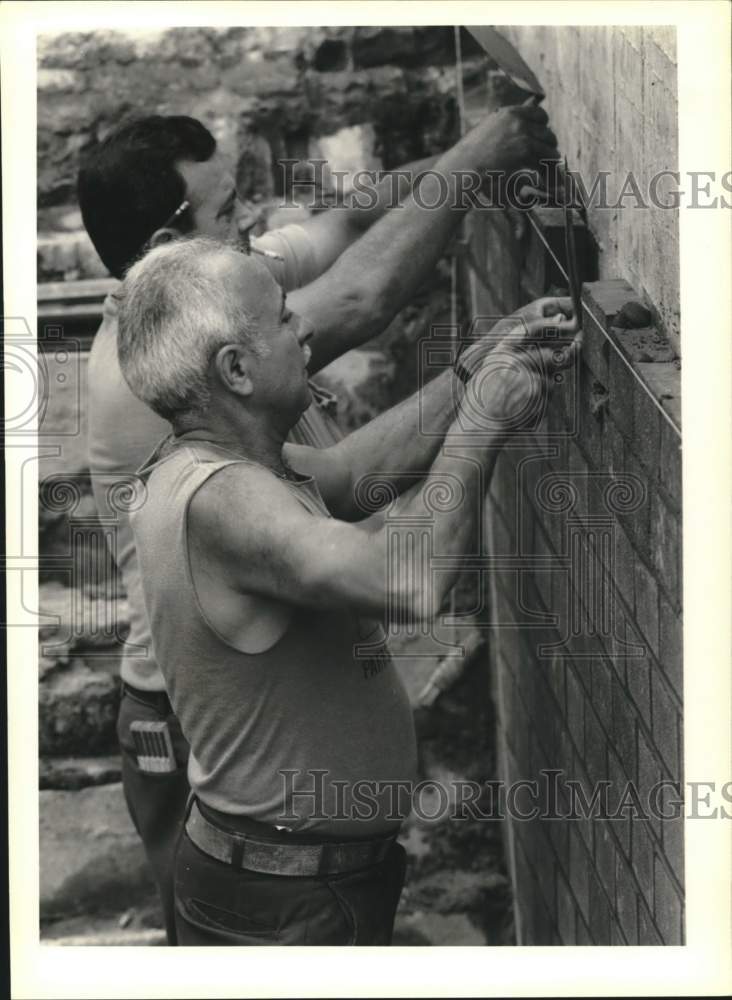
[{"x1": 117, "y1": 237, "x2": 265, "y2": 421}]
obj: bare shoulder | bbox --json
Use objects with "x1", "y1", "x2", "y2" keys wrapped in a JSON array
[{"x1": 188, "y1": 461, "x2": 308, "y2": 550}]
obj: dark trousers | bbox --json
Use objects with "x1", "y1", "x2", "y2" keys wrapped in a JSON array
[
  {"x1": 174, "y1": 808, "x2": 407, "y2": 946},
  {"x1": 116, "y1": 686, "x2": 191, "y2": 945}
]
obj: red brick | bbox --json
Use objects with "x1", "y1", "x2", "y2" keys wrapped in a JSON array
[
  {"x1": 653, "y1": 855, "x2": 683, "y2": 944},
  {"x1": 651, "y1": 668, "x2": 681, "y2": 777}
]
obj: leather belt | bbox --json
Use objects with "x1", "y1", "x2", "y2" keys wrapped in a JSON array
[{"x1": 185, "y1": 800, "x2": 396, "y2": 877}]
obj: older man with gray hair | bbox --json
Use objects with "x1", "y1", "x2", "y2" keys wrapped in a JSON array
[{"x1": 118, "y1": 235, "x2": 578, "y2": 946}]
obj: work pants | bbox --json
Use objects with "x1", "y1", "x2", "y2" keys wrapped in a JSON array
[
  {"x1": 116, "y1": 685, "x2": 191, "y2": 944},
  {"x1": 174, "y1": 802, "x2": 407, "y2": 946}
]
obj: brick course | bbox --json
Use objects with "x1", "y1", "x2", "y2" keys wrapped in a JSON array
[{"x1": 478, "y1": 257, "x2": 683, "y2": 943}]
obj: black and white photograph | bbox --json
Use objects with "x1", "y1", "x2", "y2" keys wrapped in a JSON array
[{"x1": 3, "y1": 1, "x2": 731, "y2": 997}]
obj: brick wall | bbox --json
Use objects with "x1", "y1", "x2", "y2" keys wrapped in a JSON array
[
  {"x1": 503, "y1": 25, "x2": 680, "y2": 350},
  {"x1": 485, "y1": 276, "x2": 683, "y2": 945},
  {"x1": 463, "y1": 26, "x2": 684, "y2": 944}
]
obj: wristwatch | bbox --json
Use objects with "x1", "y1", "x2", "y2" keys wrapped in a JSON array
[{"x1": 453, "y1": 342, "x2": 475, "y2": 385}]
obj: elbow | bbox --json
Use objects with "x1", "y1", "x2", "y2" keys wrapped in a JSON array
[{"x1": 338, "y1": 277, "x2": 394, "y2": 341}]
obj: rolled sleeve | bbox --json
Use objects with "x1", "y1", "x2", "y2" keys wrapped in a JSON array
[{"x1": 252, "y1": 224, "x2": 320, "y2": 292}]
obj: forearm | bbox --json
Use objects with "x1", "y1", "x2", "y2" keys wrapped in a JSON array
[
  {"x1": 296, "y1": 103, "x2": 557, "y2": 370},
  {"x1": 296, "y1": 154, "x2": 440, "y2": 275},
  {"x1": 341, "y1": 153, "x2": 440, "y2": 232},
  {"x1": 366, "y1": 422, "x2": 504, "y2": 617},
  {"x1": 333, "y1": 369, "x2": 462, "y2": 516},
  {"x1": 297, "y1": 145, "x2": 481, "y2": 371},
  {"x1": 331, "y1": 148, "x2": 472, "y2": 315}
]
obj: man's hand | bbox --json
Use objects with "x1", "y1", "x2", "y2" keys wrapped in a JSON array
[
  {"x1": 457, "y1": 318, "x2": 580, "y2": 436},
  {"x1": 494, "y1": 296, "x2": 578, "y2": 343},
  {"x1": 457, "y1": 297, "x2": 578, "y2": 379},
  {"x1": 464, "y1": 102, "x2": 559, "y2": 175}
]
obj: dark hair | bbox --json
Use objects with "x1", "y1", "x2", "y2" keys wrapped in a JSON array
[{"x1": 77, "y1": 115, "x2": 216, "y2": 278}]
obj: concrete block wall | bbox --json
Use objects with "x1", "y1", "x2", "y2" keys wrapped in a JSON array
[
  {"x1": 489, "y1": 284, "x2": 682, "y2": 944},
  {"x1": 502, "y1": 25, "x2": 679, "y2": 347},
  {"x1": 456, "y1": 23, "x2": 684, "y2": 947}
]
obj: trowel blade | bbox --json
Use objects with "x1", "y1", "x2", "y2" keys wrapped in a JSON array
[{"x1": 466, "y1": 25, "x2": 545, "y2": 99}]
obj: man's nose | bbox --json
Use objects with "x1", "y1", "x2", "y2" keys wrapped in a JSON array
[
  {"x1": 296, "y1": 316, "x2": 315, "y2": 346},
  {"x1": 236, "y1": 198, "x2": 262, "y2": 234}
]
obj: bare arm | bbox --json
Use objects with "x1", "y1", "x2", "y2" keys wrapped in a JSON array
[
  {"x1": 287, "y1": 104, "x2": 558, "y2": 371},
  {"x1": 189, "y1": 421, "x2": 504, "y2": 624},
  {"x1": 296, "y1": 154, "x2": 440, "y2": 272},
  {"x1": 286, "y1": 298, "x2": 578, "y2": 520},
  {"x1": 213, "y1": 335, "x2": 577, "y2": 623}
]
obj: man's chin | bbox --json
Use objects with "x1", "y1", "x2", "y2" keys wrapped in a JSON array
[{"x1": 301, "y1": 380, "x2": 313, "y2": 410}]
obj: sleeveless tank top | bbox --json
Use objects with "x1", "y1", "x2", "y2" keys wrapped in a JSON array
[{"x1": 131, "y1": 439, "x2": 417, "y2": 837}]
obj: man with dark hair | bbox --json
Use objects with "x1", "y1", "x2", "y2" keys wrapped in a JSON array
[
  {"x1": 118, "y1": 237, "x2": 578, "y2": 945},
  {"x1": 81, "y1": 104, "x2": 559, "y2": 943}
]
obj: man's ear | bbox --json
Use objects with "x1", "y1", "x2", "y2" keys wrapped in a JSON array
[
  {"x1": 213, "y1": 344, "x2": 254, "y2": 398},
  {"x1": 148, "y1": 228, "x2": 180, "y2": 249}
]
